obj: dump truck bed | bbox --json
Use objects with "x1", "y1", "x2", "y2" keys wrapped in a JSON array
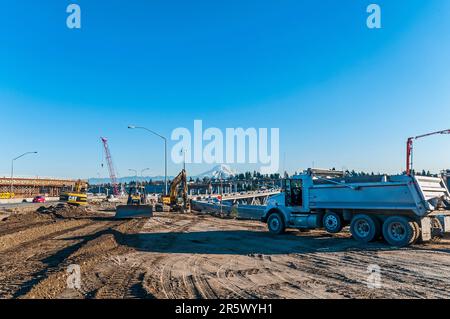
[{"x1": 306, "y1": 175, "x2": 450, "y2": 217}]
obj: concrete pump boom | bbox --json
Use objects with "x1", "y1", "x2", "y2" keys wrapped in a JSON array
[{"x1": 406, "y1": 129, "x2": 450, "y2": 175}]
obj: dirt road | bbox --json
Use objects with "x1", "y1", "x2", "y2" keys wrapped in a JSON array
[{"x1": 0, "y1": 204, "x2": 449, "y2": 299}]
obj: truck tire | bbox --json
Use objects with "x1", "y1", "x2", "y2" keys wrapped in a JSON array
[
  {"x1": 323, "y1": 211, "x2": 343, "y2": 234},
  {"x1": 267, "y1": 212, "x2": 285, "y2": 235},
  {"x1": 431, "y1": 217, "x2": 444, "y2": 242},
  {"x1": 382, "y1": 216, "x2": 415, "y2": 247},
  {"x1": 410, "y1": 221, "x2": 420, "y2": 245},
  {"x1": 350, "y1": 214, "x2": 380, "y2": 243}
]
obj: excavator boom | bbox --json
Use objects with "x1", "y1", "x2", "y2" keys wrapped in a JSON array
[{"x1": 161, "y1": 169, "x2": 189, "y2": 211}]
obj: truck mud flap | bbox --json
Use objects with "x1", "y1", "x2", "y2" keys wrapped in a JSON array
[{"x1": 420, "y1": 217, "x2": 432, "y2": 241}]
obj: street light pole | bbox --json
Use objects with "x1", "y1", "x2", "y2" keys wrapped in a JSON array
[
  {"x1": 128, "y1": 125, "x2": 168, "y2": 195},
  {"x1": 97, "y1": 172, "x2": 101, "y2": 194},
  {"x1": 128, "y1": 169, "x2": 138, "y2": 184},
  {"x1": 141, "y1": 168, "x2": 150, "y2": 178},
  {"x1": 10, "y1": 152, "x2": 38, "y2": 196}
]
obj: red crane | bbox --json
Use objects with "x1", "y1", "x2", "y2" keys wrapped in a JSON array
[
  {"x1": 406, "y1": 129, "x2": 450, "y2": 175},
  {"x1": 101, "y1": 137, "x2": 120, "y2": 196}
]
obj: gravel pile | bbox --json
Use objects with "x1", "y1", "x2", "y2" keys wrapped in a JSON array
[{"x1": 36, "y1": 204, "x2": 94, "y2": 219}]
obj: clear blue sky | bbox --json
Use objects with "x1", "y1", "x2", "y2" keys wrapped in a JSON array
[{"x1": 1, "y1": 0, "x2": 450, "y2": 179}]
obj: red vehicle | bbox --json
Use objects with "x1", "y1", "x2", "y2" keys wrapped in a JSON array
[{"x1": 32, "y1": 196, "x2": 46, "y2": 203}]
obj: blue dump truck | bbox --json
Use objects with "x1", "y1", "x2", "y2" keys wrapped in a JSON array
[{"x1": 262, "y1": 169, "x2": 450, "y2": 247}]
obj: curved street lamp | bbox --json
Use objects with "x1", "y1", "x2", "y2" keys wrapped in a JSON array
[
  {"x1": 141, "y1": 168, "x2": 150, "y2": 177},
  {"x1": 128, "y1": 169, "x2": 138, "y2": 183},
  {"x1": 128, "y1": 125, "x2": 168, "y2": 195},
  {"x1": 10, "y1": 151, "x2": 38, "y2": 196}
]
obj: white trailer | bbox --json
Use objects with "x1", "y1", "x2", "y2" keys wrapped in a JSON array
[{"x1": 262, "y1": 169, "x2": 450, "y2": 247}]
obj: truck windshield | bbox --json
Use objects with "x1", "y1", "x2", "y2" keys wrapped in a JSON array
[{"x1": 285, "y1": 179, "x2": 302, "y2": 207}]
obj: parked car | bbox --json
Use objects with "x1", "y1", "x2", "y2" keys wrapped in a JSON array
[{"x1": 32, "y1": 196, "x2": 46, "y2": 203}]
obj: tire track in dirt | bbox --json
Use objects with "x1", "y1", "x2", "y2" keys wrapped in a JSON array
[
  {"x1": 251, "y1": 254, "x2": 323, "y2": 298},
  {"x1": 0, "y1": 220, "x2": 56, "y2": 237},
  {"x1": 0, "y1": 220, "x2": 95, "y2": 253},
  {"x1": 189, "y1": 255, "x2": 218, "y2": 299},
  {"x1": 2, "y1": 220, "x2": 123, "y2": 298},
  {"x1": 94, "y1": 261, "x2": 154, "y2": 299},
  {"x1": 151, "y1": 217, "x2": 203, "y2": 299},
  {"x1": 25, "y1": 219, "x2": 148, "y2": 299},
  {"x1": 3, "y1": 207, "x2": 450, "y2": 299},
  {"x1": 0, "y1": 220, "x2": 112, "y2": 298},
  {"x1": 215, "y1": 258, "x2": 259, "y2": 299}
]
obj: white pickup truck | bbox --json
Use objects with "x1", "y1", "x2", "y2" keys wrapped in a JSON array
[{"x1": 262, "y1": 169, "x2": 450, "y2": 247}]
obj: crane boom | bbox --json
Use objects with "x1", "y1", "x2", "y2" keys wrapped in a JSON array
[
  {"x1": 101, "y1": 137, "x2": 120, "y2": 196},
  {"x1": 406, "y1": 129, "x2": 450, "y2": 175}
]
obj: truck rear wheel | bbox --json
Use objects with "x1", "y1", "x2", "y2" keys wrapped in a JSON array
[
  {"x1": 267, "y1": 212, "x2": 285, "y2": 235},
  {"x1": 323, "y1": 211, "x2": 343, "y2": 233},
  {"x1": 350, "y1": 214, "x2": 380, "y2": 243},
  {"x1": 431, "y1": 218, "x2": 444, "y2": 242},
  {"x1": 382, "y1": 216, "x2": 415, "y2": 247},
  {"x1": 410, "y1": 221, "x2": 420, "y2": 244}
]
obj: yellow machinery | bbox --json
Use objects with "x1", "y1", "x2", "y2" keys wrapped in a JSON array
[
  {"x1": 0, "y1": 192, "x2": 15, "y2": 199},
  {"x1": 126, "y1": 185, "x2": 146, "y2": 205},
  {"x1": 59, "y1": 180, "x2": 88, "y2": 206},
  {"x1": 161, "y1": 169, "x2": 189, "y2": 212},
  {"x1": 115, "y1": 184, "x2": 153, "y2": 219}
]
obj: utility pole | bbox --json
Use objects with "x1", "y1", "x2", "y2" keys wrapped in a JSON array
[
  {"x1": 128, "y1": 125, "x2": 168, "y2": 195},
  {"x1": 128, "y1": 169, "x2": 138, "y2": 184},
  {"x1": 97, "y1": 172, "x2": 101, "y2": 194},
  {"x1": 10, "y1": 152, "x2": 38, "y2": 197},
  {"x1": 406, "y1": 129, "x2": 450, "y2": 175},
  {"x1": 141, "y1": 168, "x2": 150, "y2": 178}
]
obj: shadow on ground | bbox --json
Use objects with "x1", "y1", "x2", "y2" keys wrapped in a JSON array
[{"x1": 106, "y1": 229, "x2": 399, "y2": 255}]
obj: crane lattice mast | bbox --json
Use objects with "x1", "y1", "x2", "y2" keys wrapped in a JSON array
[{"x1": 101, "y1": 137, "x2": 120, "y2": 196}]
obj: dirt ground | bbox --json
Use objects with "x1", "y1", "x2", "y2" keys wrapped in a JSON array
[{"x1": 0, "y1": 203, "x2": 449, "y2": 299}]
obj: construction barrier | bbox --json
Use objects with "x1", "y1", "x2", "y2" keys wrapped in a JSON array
[
  {"x1": 0, "y1": 193, "x2": 15, "y2": 199},
  {"x1": 191, "y1": 200, "x2": 265, "y2": 220}
]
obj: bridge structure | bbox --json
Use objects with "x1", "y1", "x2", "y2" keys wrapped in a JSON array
[
  {"x1": 0, "y1": 177, "x2": 79, "y2": 198},
  {"x1": 191, "y1": 190, "x2": 281, "y2": 220}
]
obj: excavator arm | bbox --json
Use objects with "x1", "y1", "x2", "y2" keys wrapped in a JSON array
[
  {"x1": 169, "y1": 169, "x2": 186, "y2": 202},
  {"x1": 161, "y1": 169, "x2": 188, "y2": 211}
]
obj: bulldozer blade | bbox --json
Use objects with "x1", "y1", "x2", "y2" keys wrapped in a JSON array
[{"x1": 115, "y1": 205, "x2": 153, "y2": 219}]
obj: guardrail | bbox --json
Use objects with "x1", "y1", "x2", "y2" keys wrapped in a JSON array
[{"x1": 191, "y1": 200, "x2": 266, "y2": 220}]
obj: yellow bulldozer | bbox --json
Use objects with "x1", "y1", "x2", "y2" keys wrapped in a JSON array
[
  {"x1": 59, "y1": 180, "x2": 88, "y2": 206},
  {"x1": 115, "y1": 184, "x2": 153, "y2": 219}
]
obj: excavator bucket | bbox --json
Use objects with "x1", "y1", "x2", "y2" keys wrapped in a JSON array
[{"x1": 114, "y1": 205, "x2": 153, "y2": 219}]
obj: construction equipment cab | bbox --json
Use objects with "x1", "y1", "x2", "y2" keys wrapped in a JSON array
[
  {"x1": 127, "y1": 185, "x2": 146, "y2": 205},
  {"x1": 60, "y1": 180, "x2": 88, "y2": 206},
  {"x1": 161, "y1": 169, "x2": 189, "y2": 212},
  {"x1": 115, "y1": 184, "x2": 153, "y2": 219}
]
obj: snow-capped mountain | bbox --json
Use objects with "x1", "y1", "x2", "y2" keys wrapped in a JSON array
[
  {"x1": 195, "y1": 164, "x2": 236, "y2": 179},
  {"x1": 88, "y1": 175, "x2": 168, "y2": 184},
  {"x1": 88, "y1": 164, "x2": 236, "y2": 184}
]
